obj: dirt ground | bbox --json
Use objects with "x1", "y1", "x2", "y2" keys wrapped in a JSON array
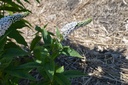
[{"x1": 21, "y1": 0, "x2": 128, "y2": 85}]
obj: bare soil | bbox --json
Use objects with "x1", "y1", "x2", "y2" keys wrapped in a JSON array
[{"x1": 21, "y1": 0, "x2": 128, "y2": 85}]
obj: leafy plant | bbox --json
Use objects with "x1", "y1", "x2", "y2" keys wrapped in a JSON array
[
  {"x1": 22, "y1": 25, "x2": 85, "y2": 85},
  {"x1": 0, "y1": 19, "x2": 86, "y2": 84},
  {"x1": 0, "y1": 0, "x2": 91, "y2": 85}
]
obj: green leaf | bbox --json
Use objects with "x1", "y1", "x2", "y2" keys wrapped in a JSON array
[
  {"x1": 33, "y1": 81, "x2": 51, "y2": 85},
  {"x1": 35, "y1": 59, "x2": 42, "y2": 64},
  {"x1": 0, "y1": 6, "x2": 28, "y2": 12},
  {"x1": 8, "y1": 30, "x2": 27, "y2": 46},
  {"x1": 16, "y1": 0, "x2": 25, "y2": 7},
  {"x1": 16, "y1": 62, "x2": 41, "y2": 69},
  {"x1": 54, "y1": 73, "x2": 71, "y2": 85},
  {"x1": 35, "y1": 25, "x2": 42, "y2": 32},
  {"x1": 33, "y1": 46, "x2": 49, "y2": 61},
  {"x1": 62, "y1": 46, "x2": 83, "y2": 58},
  {"x1": 51, "y1": 42, "x2": 63, "y2": 60},
  {"x1": 42, "y1": 27, "x2": 52, "y2": 44},
  {"x1": 22, "y1": 19, "x2": 32, "y2": 28},
  {"x1": 0, "y1": 37, "x2": 7, "y2": 52},
  {"x1": 48, "y1": 31, "x2": 54, "y2": 36},
  {"x1": 36, "y1": 0, "x2": 40, "y2": 3},
  {"x1": 5, "y1": 69, "x2": 35, "y2": 80},
  {"x1": 56, "y1": 27, "x2": 63, "y2": 41},
  {"x1": 30, "y1": 35, "x2": 41, "y2": 51},
  {"x1": 24, "y1": 0, "x2": 30, "y2": 4},
  {"x1": 0, "y1": 48, "x2": 27, "y2": 69},
  {"x1": 2, "y1": 48, "x2": 28, "y2": 58},
  {"x1": 63, "y1": 70, "x2": 86, "y2": 78},
  {"x1": 5, "y1": 42, "x2": 20, "y2": 49},
  {"x1": 43, "y1": 24, "x2": 48, "y2": 29},
  {"x1": 44, "y1": 60, "x2": 55, "y2": 81},
  {"x1": 77, "y1": 18, "x2": 92, "y2": 27},
  {"x1": 0, "y1": 0, "x2": 30, "y2": 12},
  {"x1": 56, "y1": 66, "x2": 64, "y2": 73},
  {"x1": 2, "y1": 0, "x2": 24, "y2": 9},
  {"x1": 0, "y1": 56, "x2": 13, "y2": 69},
  {"x1": 9, "y1": 20, "x2": 30, "y2": 29},
  {"x1": 37, "y1": 67, "x2": 50, "y2": 81}
]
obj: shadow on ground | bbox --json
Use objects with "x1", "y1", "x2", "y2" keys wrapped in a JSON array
[{"x1": 57, "y1": 39, "x2": 128, "y2": 85}]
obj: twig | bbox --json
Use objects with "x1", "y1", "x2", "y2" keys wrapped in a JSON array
[
  {"x1": 123, "y1": 0, "x2": 128, "y2": 5},
  {"x1": 83, "y1": 76, "x2": 92, "y2": 85},
  {"x1": 72, "y1": 0, "x2": 90, "y2": 15},
  {"x1": 101, "y1": 75, "x2": 124, "y2": 83}
]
